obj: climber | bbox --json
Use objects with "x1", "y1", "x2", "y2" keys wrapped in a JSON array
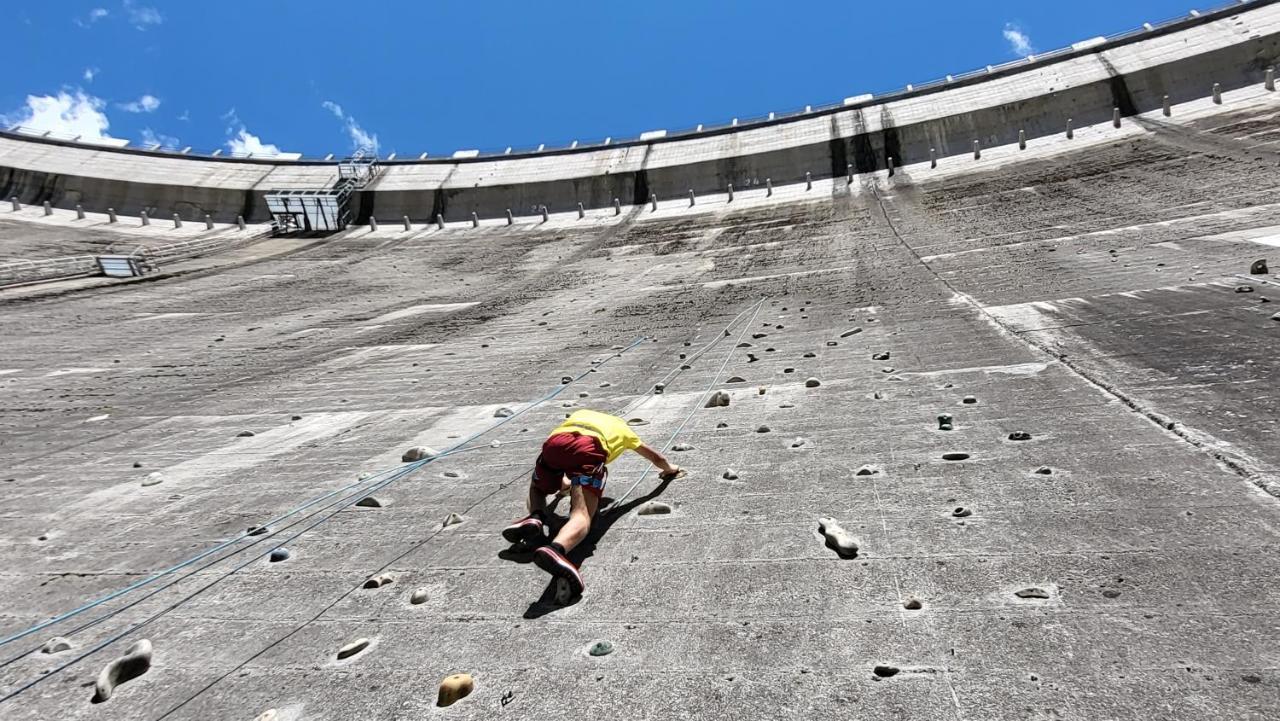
[{"x1": 502, "y1": 408, "x2": 682, "y2": 596}]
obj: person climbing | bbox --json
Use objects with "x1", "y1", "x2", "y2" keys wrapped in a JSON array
[{"x1": 502, "y1": 408, "x2": 682, "y2": 596}]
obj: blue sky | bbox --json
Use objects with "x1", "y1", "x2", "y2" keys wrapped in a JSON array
[{"x1": 2, "y1": 1, "x2": 1219, "y2": 158}]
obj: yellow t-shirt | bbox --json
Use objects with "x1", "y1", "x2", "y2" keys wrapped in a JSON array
[{"x1": 549, "y1": 409, "x2": 643, "y2": 464}]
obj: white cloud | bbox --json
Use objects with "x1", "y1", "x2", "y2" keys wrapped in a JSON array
[
  {"x1": 123, "y1": 1, "x2": 162, "y2": 30},
  {"x1": 74, "y1": 8, "x2": 109, "y2": 27},
  {"x1": 0, "y1": 90, "x2": 115, "y2": 141},
  {"x1": 83, "y1": 67, "x2": 99, "y2": 82},
  {"x1": 139, "y1": 128, "x2": 179, "y2": 148},
  {"x1": 118, "y1": 94, "x2": 160, "y2": 113},
  {"x1": 1003, "y1": 24, "x2": 1034, "y2": 57},
  {"x1": 226, "y1": 128, "x2": 282, "y2": 156},
  {"x1": 322, "y1": 100, "x2": 380, "y2": 153}
]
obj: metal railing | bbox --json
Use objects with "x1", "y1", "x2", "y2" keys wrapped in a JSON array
[{"x1": 0, "y1": 0, "x2": 1261, "y2": 164}]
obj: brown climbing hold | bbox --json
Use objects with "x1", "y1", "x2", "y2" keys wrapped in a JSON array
[
  {"x1": 237, "y1": 430, "x2": 255, "y2": 437},
  {"x1": 91, "y1": 639, "x2": 152, "y2": 703},
  {"x1": 756, "y1": 425, "x2": 771, "y2": 433},
  {"x1": 723, "y1": 469, "x2": 739, "y2": 480},
  {"x1": 817, "y1": 517, "x2": 860, "y2": 558},
  {"x1": 752, "y1": 333, "x2": 767, "y2": 339},
  {"x1": 1015, "y1": 587, "x2": 1051, "y2": 599},
  {"x1": 840, "y1": 328, "x2": 863, "y2": 338},
  {"x1": 410, "y1": 588, "x2": 429, "y2": 604},
  {"x1": 1008, "y1": 432, "x2": 1032, "y2": 441},
  {"x1": 727, "y1": 376, "x2": 746, "y2": 383},
  {"x1": 791, "y1": 437, "x2": 811, "y2": 449},
  {"x1": 355, "y1": 496, "x2": 384, "y2": 508},
  {"x1": 942, "y1": 452, "x2": 969, "y2": 461},
  {"x1": 705, "y1": 391, "x2": 730, "y2": 408},
  {"x1": 805, "y1": 378, "x2": 821, "y2": 388},
  {"x1": 758, "y1": 386, "x2": 767, "y2": 395},
  {"x1": 442, "y1": 512, "x2": 464, "y2": 528},
  {"x1": 1034, "y1": 466, "x2": 1053, "y2": 475},
  {"x1": 855, "y1": 464, "x2": 880, "y2": 476},
  {"x1": 42, "y1": 636, "x2": 73, "y2": 654},
  {"x1": 872, "y1": 665, "x2": 900, "y2": 678},
  {"x1": 873, "y1": 391, "x2": 884, "y2": 400},
  {"x1": 803, "y1": 352, "x2": 817, "y2": 358},
  {"x1": 952, "y1": 507, "x2": 972, "y2": 518},
  {"x1": 362, "y1": 573, "x2": 395, "y2": 589},
  {"x1": 783, "y1": 368, "x2": 795, "y2": 374},
  {"x1": 336, "y1": 638, "x2": 371, "y2": 660},
  {"x1": 627, "y1": 418, "x2": 648, "y2": 426},
  {"x1": 637, "y1": 501, "x2": 673, "y2": 515},
  {"x1": 437, "y1": 673, "x2": 475, "y2": 707},
  {"x1": 402, "y1": 446, "x2": 438, "y2": 462},
  {"x1": 962, "y1": 396, "x2": 977, "y2": 404},
  {"x1": 903, "y1": 598, "x2": 923, "y2": 610},
  {"x1": 737, "y1": 342, "x2": 752, "y2": 348},
  {"x1": 1251, "y1": 259, "x2": 1268, "y2": 274}
]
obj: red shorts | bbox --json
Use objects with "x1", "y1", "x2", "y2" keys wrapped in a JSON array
[{"x1": 532, "y1": 432, "x2": 608, "y2": 497}]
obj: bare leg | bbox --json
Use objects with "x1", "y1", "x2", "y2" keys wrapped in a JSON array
[
  {"x1": 527, "y1": 482, "x2": 549, "y2": 515},
  {"x1": 551, "y1": 484, "x2": 599, "y2": 553}
]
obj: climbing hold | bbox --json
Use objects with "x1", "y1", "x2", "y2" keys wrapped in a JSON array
[
  {"x1": 817, "y1": 517, "x2": 860, "y2": 558},
  {"x1": 903, "y1": 598, "x2": 923, "y2": 611},
  {"x1": 881, "y1": 367, "x2": 895, "y2": 374},
  {"x1": 141, "y1": 472, "x2": 164, "y2": 487},
  {"x1": 1034, "y1": 466, "x2": 1053, "y2": 475},
  {"x1": 791, "y1": 437, "x2": 811, "y2": 449},
  {"x1": 736, "y1": 342, "x2": 752, "y2": 348},
  {"x1": 291, "y1": 415, "x2": 303, "y2": 421},
  {"x1": 402, "y1": 446, "x2": 438, "y2": 462},
  {"x1": 758, "y1": 386, "x2": 767, "y2": 395},
  {"x1": 783, "y1": 368, "x2": 796, "y2": 374},
  {"x1": 442, "y1": 512, "x2": 464, "y2": 528},
  {"x1": 1271, "y1": 312, "x2": 1280, "y2": 322},
  {"x1": 705, "y1": 391, "x2": 730, "y2": 408},
  {"x1": 826, "y1": 341, "x2": 838, "y2": 347},
  {"x1": 840, "y1": 328, "x2": 863, "y2": 338},
  {"x1": 42, "y1": 636, "x2": 73, "y2": 654},
  {"x1": 1015, "y1": 587, "x2": 1051, "y2": 599},
  {"x1": 942, "y1": 453, "x2": 970, "y2": 461},
  {"x1": 752, "y1": 333, "x2": 767, "y2": 339},
  {"x1": 269, "y1": 548, "x2": 290, "y2": 562},
  {"x1": 494, "y1": 407, "x2": 515, "y2": 418},
  {"x1": 872, "y1": 352, "x2": 890, "y2": 361},
  {"x1": 588, "y1": 640, "x2": 615, "y2": 657},
  {"x1": 756, "y1": 425, "x2": 771, "y2": 433},
  {"x1": 91, "y1": 639, "x2": 153, "y2": 703},
  {"x1": 1236, "y1": 286, "x2": 1254, "y2": 293},
  {"x1": 355, "y1": 496, "x2": 385, "y2": 508},
  {"x1": 253, "y1": 710, "x2": 278, "y2": 721},
  {"x1": 410, "y1": 588, "x2": 429, "y2": 604},
  {"x1": 779, "y1": 402, "x2": 795, "y2": 409},
  {"x1": 443, "y1": 470, "x2": 463, "y2": 479},
  {"x1": 855, "y1": 464, "x2": 880, "y2": 476},
  {"x1": 362, "y1": 573, "x2": 395, "y2": 589},
  {"x1": 237, "y1": 430, "x2": 256, "y2": 438},
  {"x1": 873, "y1": 391, "x2": 884, "y2": 400},
  {"x1": 627, "y1": 418, "x2": 648, "y2": 426},
  {"x1": 437, "y1": 673, "x2": 475, "y2": 707},
  {"x1": 952, "y1": 507, "x2": 972, "y2": 518},
  {"x1": 937, "y1": 414, "x2": 953, "y2": 431},
  {"x1": 872, "y1": 665, "x2": 900, "y2": 678},
  {"x1": 248, "y1": 525, "x2": 269, "y2": 536},
  {"x1": 1251, "y1": 259, "x2": 1268, "y2": 274},
  {"x1": 1008, "y1": 432, "x2": 1032, "y2": 441},
  {"x1": 637, "y1": 501, "x2": 673, "y2": 516},
  {"x1": 962, "y1": 396, "x2": 977, "y2": 404},
  {"x1": 805, "y1": 378, "x2": 821, "y2": 388},
  {"x1": 672, "y1": 443, "x2": 695, "y2": 452},
  {"x1": 653, "y1": 383, "x2": 665, "y2": 394},
  {"x1": 723, "y1": 469, "x2": 739, "y2": 480},
  {"x1": 132, "y1": 461, "x2": 142, "y2": 468},
  {"x1": 716, "y1": 422, "x2": 729, "y2": 428},
  {"x1": 802, "y1": 351, "x2": 817, "y2": 359},
  {"x1": 560, "y1": 376, "x2": 573, "y2": 384},
  {"x1": 336, "y1": 638, "x2": 371, "y2": 660},
  {"x1": 727, "y1": 376, "x2": 746, "y2": 383}
]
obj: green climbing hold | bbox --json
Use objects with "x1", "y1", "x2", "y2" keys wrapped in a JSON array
[{"x1": 589, "y1": 640, "x2": 614, "y2": 657}]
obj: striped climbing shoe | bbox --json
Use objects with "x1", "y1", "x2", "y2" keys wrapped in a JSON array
[
  {"x1": 501, "y1": 514, "x2": 546, "y2": 546},
  {"x1": 532, "y1": 544, "x2": 584, "y2": 596}
]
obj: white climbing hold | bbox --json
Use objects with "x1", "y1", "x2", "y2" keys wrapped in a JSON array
[
  {"x1": 42, "y1": 636, "x2": 73, "y2": 654},
  {"x1": 410, "y1": 588, "x2": 429, "y2": 604},
  {"x1": 355, "y1": 496, "x2": 385, "y2": 508},
  {"x1": 723, "y1": 468, "x2": 739, "y2": 480},
  {"x1": 855, "y1": 464, "x2": 881, "y2": 476},
  {"x1": 336, "y1": 637, "x2": 371, "y2": 660},
  {"x1": 872, "y1": 352, "x2": 890, "y2": 361},
  {"x1": 442, "y1": 512, "x2": 464, "y2": 528},
  {"x1": 91, "y1": 639, "x2": 152, "y2": 703},
  {"x1": 755, "y1": 425, "x2": 771, "y2": 433},
  {"x1": 141, "y1": 472, "x2": 164, "y2": 487},
  {"x1": 672, "y1": 443, "x2": 694, "y2": 452},
  {"x1": 705, "y1": 391, "x2": 730, "y2": 408},
  {"x1": 779, "y1": 402, "x2": 795, "y2": 409},
  {"x1": 494, "y1": 407, "x2": 515, "y2": 418},
  {"x1": 817, "y1": 518, "x2": 860, "y2": 559},
  {"x1": 727, "y1": 376, "x2": 747, "y2": 383},
  {"x1": 791, "y1": 437, "x2": 811, "y2": 449},
  {"x1": 805, "y1": 378, "x2": 821, "y2": 388},
  {"x1": 237, "y1": 430, "x2": 255, "y2": 438},
  {"x1": 363, "y1": 573, "x2": 395, "y2": 589},
  {"x1": 402, "y1": 446, "x2": 438, "y2": 462},
  {"x1": 637, "y1": 501, "x2": 673, "y2": 515}
]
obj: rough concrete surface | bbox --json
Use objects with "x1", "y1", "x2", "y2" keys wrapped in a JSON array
[{"x1": 3, "y1": 33, "x2": 1280, "y2": 721}]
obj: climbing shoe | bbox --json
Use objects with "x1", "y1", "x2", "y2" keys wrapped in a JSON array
[
  {"x1": 501, "y1": 514, "x2": 546, "y2": 546},
  {"x1": 532, "y1": 544, "x2": 584, "y2": 596}
]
